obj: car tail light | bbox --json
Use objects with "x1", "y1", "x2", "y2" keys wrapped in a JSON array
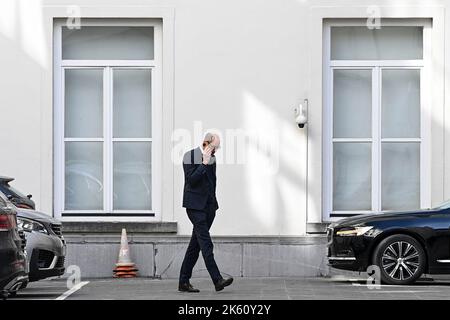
[{"x1": 0, "y1": 214, "x2": 16, "y2": 231}]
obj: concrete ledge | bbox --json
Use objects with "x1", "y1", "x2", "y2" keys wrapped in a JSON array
[
  {"x1": 63, "y1": 235, "x2": 330, "y2": 278},
  {"x1": 306, "y1": 223, "x2": 329, "y2": 234},
  {"x1": 62, "y1": 221, "x2": 177, "y2": 234},
  {"x1": 64, "y1": 235, "x2": 328, "y2": 245}
]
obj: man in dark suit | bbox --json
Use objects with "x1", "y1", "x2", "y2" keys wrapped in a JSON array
[{"x1": 178, "y1": 133, "x2": 233, "y2": 292}]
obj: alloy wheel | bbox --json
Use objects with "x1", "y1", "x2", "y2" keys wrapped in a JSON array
[{"x1": 381, "y1": 241, "x2": 420, "y2": 281}]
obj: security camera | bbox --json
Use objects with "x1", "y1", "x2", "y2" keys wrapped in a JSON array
[{"x1": 294, "y1": 99, "x2": 308, "y2": 128}]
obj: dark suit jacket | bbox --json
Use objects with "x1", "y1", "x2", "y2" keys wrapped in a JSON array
[{"x1": 182, "y1": 147, "x2": 219, "y2": 211}]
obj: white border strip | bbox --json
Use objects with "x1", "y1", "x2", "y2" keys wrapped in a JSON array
[{"x1": 55, "y1": 281, "x2": 89, "y2": 300}]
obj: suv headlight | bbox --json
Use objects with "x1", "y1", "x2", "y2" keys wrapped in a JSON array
[
  {"x1": 336, "y1": 226, "x2": 373, "y2": 237},
  {"x1": 17, "y1": 217, "x2": 48, "y2": 235}
]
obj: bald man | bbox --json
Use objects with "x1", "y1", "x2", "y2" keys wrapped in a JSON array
[{"x1": 178, "y1": 133, "x2": 233, "y2": 292}]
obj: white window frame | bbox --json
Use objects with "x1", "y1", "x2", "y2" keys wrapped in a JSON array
[
  {"x1": 323, "y1": 18, "x2": 432, "y2": 221},
  {"x1": 53, "y1": 18, "x2": 162, "y2": 220}
]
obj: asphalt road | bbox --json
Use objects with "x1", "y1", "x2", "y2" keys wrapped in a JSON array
[{"x1": 8, "y1": 276, "x2": 450, "y2": 300}]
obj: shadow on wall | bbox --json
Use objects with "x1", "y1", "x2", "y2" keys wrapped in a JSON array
[
  {"x1": 242, "y1": 92, "x2": 307, "y2": 235},
  {"x1": 171, "y1": 0, "x2": 313, "y2": 236},
  {"x1": 0, "y1": 0, "x2": 49, "y2": 209},
  {"x1": 0, "y1": 0, "x2": 48, "y2": 68},
  {"x1": 1, "y1": 0, "x2": 449, "y2": 234}
]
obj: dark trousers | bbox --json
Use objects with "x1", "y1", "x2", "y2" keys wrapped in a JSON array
[{"x1": 179, "y1": 201, "x2": 222, "y2": 284}]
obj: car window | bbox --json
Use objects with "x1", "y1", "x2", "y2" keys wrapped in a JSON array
[
  {"x1": 434, "y1": 199, "x2": 450, "y2": 210},
  {"x1": 2, "y1": 184, "x2": 27, "y2": 199}
]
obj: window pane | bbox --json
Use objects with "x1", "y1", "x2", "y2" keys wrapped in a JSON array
[
  {"x1": 382, "y1": 143, "x2": 420, "y2": 210},
  {"x1": 113, "y1": 142, "x2": 152, "y2": 210},
  {"x1": 382, "y1": 69, "x2": 420, "y2": 138},
  {"x1": 113, "y1": 69, "x2": 152, "y2": 138},
  {"x1": 333, "y1": 143, "x2": 371, "y2": 211},
  {"x1": 331, "y1": 26, "x2": 423, "y2": 60},
  {"x1": 62, "y1": 26, "x2": 154, "y2": 60},
  {"x1": 65, "y1": 69, "x2": 103, "y2": 138},
  {"x1": 333, "y1": 69, "x2": 372, "y2": 138},
  {"x1": 65, "y1": 142, "x2": 103, "y2": 210}
]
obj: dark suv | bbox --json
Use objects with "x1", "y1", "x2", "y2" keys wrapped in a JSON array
[
  {"x1": 0, "y1": 193, "x2": 28, "y2": 298},
  {"x1": 0, "y1": 176, "x2": 35, "y2": 210}
]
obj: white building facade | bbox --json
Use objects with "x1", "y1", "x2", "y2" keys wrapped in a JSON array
[{"x1": 0, "y1": 0, "x2": 449, "y2": 278}]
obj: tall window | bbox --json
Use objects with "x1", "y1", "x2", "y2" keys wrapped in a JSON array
[
  {"x1": 54, "y1": 19, "x2": 162, "y2": 217},
  {"x1": 323, "y1": 19, "x2": 431, "y2": 219}
]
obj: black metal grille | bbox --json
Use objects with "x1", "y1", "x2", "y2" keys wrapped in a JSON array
[
  {"x1": 37, "y1": 250, "x2": 54, "y2": 269},
  {"x1": 50, "y1": 223, "x2": 63, "y2": 237},
  {"x1": 54, "y1": 256, "x2": 65, "y2": 269}
]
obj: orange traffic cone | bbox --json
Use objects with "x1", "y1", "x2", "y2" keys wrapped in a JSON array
[{"x1": 113, "y1": 228, "x2": 139, "y2": 278}]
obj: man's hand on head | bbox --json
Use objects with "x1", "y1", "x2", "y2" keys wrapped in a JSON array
[{"x1": 202, "y1": 145, "x2": 213, "y2": 165}]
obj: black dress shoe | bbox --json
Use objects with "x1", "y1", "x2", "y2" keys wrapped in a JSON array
[
  {"x1": 214, "y1": 277, "x2": 234, "y2": 292},
  {"x1": 178, "y1": 283, "x2": 200, "y2": 293}
]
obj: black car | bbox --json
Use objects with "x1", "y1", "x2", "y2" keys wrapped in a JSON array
[
  {"x1": 0, "y1": 193, "x2": 28, "y2": 298},
  {"x1": 327, "y1": 200, "x2": 450, "y2": 285},
  {"x1": 0, "y1": 176, "x2": 35, "y2": 210}
]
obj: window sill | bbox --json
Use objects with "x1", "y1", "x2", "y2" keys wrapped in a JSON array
[
  {"x1": 306, "y1": 222, "x2": 330, "y2": 234},
  {"x1": 61, "y1": 221, "x2": 177, "y2": 234}
]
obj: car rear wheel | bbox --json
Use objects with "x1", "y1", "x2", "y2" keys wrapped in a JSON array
[{"x1": 372, "y1": 234, "x2": 426, "y2": 285}]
